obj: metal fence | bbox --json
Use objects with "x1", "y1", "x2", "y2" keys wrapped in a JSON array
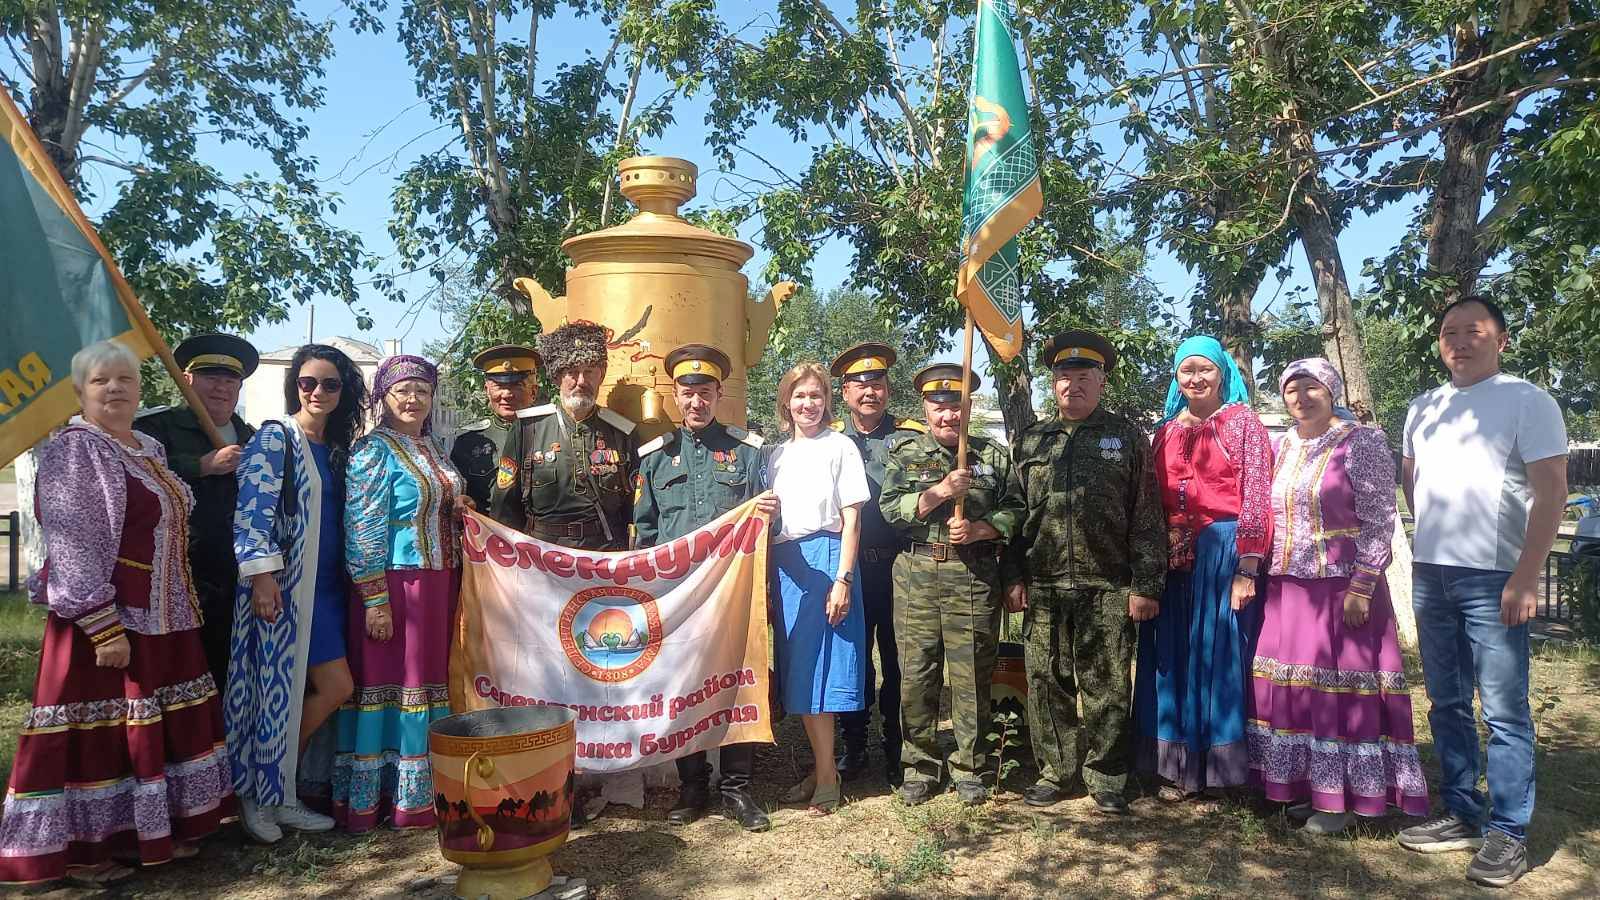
[{"x1": 1, "y1": 511, "x2": 18, "y2": 593}]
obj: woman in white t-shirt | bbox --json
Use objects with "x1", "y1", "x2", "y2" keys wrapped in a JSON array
[{"x1": 765, "y1": 362, "x2": 870, "y2": 815}]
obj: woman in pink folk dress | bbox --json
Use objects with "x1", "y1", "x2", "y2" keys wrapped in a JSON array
[{"x1": 1248, "y1": 358, "x2": 1428, "y2": 835}]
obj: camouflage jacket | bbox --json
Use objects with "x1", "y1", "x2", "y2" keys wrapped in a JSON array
[
  {"x1": 833, "y1": 415, "x2": 926, "y2": 552},
  {"x1": 1006, "y1": 406, "x2": 1167, "y2": 596},
  {"x1": 880, "y1": 431, "x2": 1024, "y2": 559}
]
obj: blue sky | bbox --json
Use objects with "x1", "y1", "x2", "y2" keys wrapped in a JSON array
[{"x1": 20, "y1": 2, "x2": 1430, "y2": 369}]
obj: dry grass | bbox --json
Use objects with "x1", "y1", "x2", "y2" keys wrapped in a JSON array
[{"x1": 0, "y1": 589, "x2": 1595, "y2": 898}]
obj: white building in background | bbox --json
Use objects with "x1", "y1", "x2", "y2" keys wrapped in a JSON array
[{"x1": 240, "y1": 337, "x2": 467, "y2": 437}]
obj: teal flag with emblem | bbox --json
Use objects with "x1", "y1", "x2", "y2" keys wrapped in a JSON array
[
  {"x1": 0, "y1": 90, "x2": 156, "y2": 467},
  {"x1": 956, "y1": 0, "x2": 1042, "y2": 362}
]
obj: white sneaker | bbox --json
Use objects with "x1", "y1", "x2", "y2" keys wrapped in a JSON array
[
  {"x1": 238, "y1": 795, "x2": 283, "y2": 844},
  {"x1": 273, "y1": 802, "x2": 335, "y2": 833}
]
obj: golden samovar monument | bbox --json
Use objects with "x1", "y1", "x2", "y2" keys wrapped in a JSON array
[{"x1": 515, "y1": 156, "x2": 795, "y2": 439}]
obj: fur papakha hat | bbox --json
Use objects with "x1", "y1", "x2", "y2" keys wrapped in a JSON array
[{"x1": 536, "y1": 322, "x2": 610, "y2": 375}]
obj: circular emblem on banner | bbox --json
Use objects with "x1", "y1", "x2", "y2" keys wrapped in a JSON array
[
  {"x1": 495, "y1": 456, "x2": 517, "y2": 489},
  {"x1": 559, "y1": 586, "x2": 663, "y2": 682}
]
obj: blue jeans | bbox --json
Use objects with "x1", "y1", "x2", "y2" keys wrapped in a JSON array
[{"x1": 1412, "y1": 563, "x2": 1534, "y2": 839}]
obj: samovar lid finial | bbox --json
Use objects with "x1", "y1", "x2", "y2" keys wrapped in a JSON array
[{"x1": 618, "y1": 156, "x2": 697, "y2": 217}]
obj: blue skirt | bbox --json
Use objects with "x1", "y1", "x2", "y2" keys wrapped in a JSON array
[
  {"x1": 1133, "y1": 519, "x2": 1262, "y2": 791},
  {"x1": 771, "y1": 531, "x2": 866, "y2": 715}
]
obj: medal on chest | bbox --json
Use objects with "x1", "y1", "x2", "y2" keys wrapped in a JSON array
[{"x1": 1100, "y1": 436, "x2": 1124, "y2": 461}]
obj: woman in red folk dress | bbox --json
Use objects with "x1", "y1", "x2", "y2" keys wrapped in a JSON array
[
  {"x1": 1134, "y1": 336, "x2": 1274, "y2": 802},
  {"x1": 0, "y1": 341, "x2": 234, "y2": 886}
]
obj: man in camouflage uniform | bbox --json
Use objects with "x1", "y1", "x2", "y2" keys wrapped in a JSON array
[
  {"x1": 880, "y1": 364, "x2": 1023, "y2": 806},
  {"x1": 136, "y1": 333, "x2": 258, "y2": 692},
  {"x1": 1007, "y1": 330, "x2": 1167, "y2": 816},
  {"x1": 450, "y1": 344, "x2": 540, "y2": 526},
  {"x1": 635, "y1": 344, "x2": 778, "y2": 832},
  {"x1": 517, "y1": 323, "x2": 636, "y2": 549},
  {"x1": 829, "y1": 342, "x2": 924, "y2": 785}
]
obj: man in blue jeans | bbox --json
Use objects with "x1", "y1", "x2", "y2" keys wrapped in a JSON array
[{"x1": 1399, "y1": 295, "x2": 1568, "y2": 888}]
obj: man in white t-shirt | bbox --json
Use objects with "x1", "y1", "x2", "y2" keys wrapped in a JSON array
[{"x1": 1397, "y1": 295, "x2": 1568, "y2": 889}]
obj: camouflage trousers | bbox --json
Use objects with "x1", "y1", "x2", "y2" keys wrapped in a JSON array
[
  {"x1": 893, "y1": 549, "x2": 1003, "y2": 786},
  {"x1": 1023, "y1": 587, "x2": 1135, "y2": 794}
]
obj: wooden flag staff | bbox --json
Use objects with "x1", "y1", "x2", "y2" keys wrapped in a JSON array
[{"x1": 953, "y1": 307, "x2": 976, "y2": 520}]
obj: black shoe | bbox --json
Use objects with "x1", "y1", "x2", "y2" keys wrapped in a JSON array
[
  {"x1": 667, "y1": 784, "x2": 708, "y2": 826},
  {"x1": 720, "y1": 789, "x2": 771, "y2": 832},
  {"x1": 900, "y1": 780, "x2": 935, "y2": 806},
  {"x1": 836, "y1": 748, "x2": 869, "y2": 782},
  {"x1": 1023, "y1": 784, "x2": 1063, "y2": 807},
  {"x1": 1092, "y1": 792, "x2": 1130, "y2": 816},
  {"x1": 954, "y1": 780, "x2": 989, "y2": 806},
  {"x1": 885, "y1": 762, "x2": 904, "y2": 788},
  {"x1": 1465, "y1": 830, "x2": 1528, "y2": 888}
]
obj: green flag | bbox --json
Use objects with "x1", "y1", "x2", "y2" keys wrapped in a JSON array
[
  {"x1": 1, "y1": 90, "x2": 156, "y2": 467},
  {"x1": 957, "y1": 0, "x2": 1042, "y2": 362}
]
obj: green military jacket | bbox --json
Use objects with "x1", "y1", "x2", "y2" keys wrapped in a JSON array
[
  {"x1": 833, "y1": 415, "x2": 926, "y2": 553},
  {"x1": 880, "y1": 431, "x2": 1023, "y2": 573},
  {"x1": 516, "y1": 403, "x2": 638, "y2": 544},
  {"x1": 134, "y1": 405, "x2": 256, "y2": 595},
  {"x1": 633, "y1": 420, "x2": 765, "y2": 547},
  {"x1": 1006, "y1": 405, "x2": 1167, "y2": 597},
  {"x1": 450, "y1": 416, "x2": 523, "y2": 527}
]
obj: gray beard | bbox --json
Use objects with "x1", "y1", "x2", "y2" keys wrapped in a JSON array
[{"x1": 561, "y1": 393, "x2": 595, "y2": 417}]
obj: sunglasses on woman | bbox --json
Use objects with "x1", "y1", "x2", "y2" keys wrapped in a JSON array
[{"x1": 296, "y1": 376, "x2": 344, "y2": 395}]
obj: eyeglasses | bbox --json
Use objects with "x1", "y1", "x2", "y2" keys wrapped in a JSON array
[
  {"x1": 391, "y1": 387, "x2": 433, "y2": 401},
  {"x1": 297, "y1": 376, "x2": 343, "y2": 395}
]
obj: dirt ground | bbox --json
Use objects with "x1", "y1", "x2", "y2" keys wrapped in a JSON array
[{"x1": 2, "y1": 643, "x2": 1596, "y2": 899}]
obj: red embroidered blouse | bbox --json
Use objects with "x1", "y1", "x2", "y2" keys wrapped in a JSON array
[{"x1": 1153, "y1": 403, "x2": 1273, "y2": 572}]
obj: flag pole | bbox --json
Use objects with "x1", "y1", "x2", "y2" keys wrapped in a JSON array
[{"x1": 953, "y1": 307, "x2": 976, "y2": 521}]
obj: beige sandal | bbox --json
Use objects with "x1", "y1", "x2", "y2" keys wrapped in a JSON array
[
  {"x1": 808, "y1": 780, "x2": 841, "y2": 815},
  {"x1": 67, "y1": 862, "x2": 135, "y2": 886},
  {"x1": 782, "y1": 775, "x2": 817, "y2": 804},
  {"x1": 171, "y1": 842, "x2": 200, "y2": 860}
]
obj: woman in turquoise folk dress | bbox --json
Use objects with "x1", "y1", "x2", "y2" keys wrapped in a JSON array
[{"x1": 334, "y1": 355, "x2": 466, "y2": 832}]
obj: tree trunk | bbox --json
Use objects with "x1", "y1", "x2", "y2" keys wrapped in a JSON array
[
  {"x1": 986, "y1": 343, "x2": 1037, "y2": 441},
  {"x1": 1292, "y1": 181, "x2": 1377, "y2": 422},
  {"x1": 1218, "y1": 277, "x2": 1261, "y2": 399}
]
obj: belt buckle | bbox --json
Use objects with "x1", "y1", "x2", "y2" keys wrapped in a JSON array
[{"x1": 931, "y1": 543, "x2": 948, "y2": 562}]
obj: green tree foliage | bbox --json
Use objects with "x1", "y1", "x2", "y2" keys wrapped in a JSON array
[
  {"x1": 745, "y1": 287, "x2": 930, "y2": 434},
  {"x1": 1, "y1": 2, "x2": 386, "y2": 339}
]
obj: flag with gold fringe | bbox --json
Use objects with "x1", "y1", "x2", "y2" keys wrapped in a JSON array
[
  {"x1": 956, "y1": 0, "x2": 1042, "y2": 362},
  {"x1": 0, "y1": 90, "x2": 155, "y2": 467}
]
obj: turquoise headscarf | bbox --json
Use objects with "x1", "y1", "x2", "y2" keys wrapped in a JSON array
[{"x1": 1159, "y1": 335, "x2": 1251, "y2": 425}]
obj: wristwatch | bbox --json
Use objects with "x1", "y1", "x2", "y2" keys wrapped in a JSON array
[{"x1": 836, "y1": 571, "x2": 855, "y2": 585}]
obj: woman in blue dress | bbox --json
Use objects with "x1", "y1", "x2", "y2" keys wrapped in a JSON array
[
  {"x1": 766, "y1": 362, "x2": 870, "y2": 815},
  {"x1": 227, "y1": 345, "x2": 368, "y2": 842}
]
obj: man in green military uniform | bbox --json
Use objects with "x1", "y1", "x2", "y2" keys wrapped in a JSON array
[
  {"x1": 135, "y1": 333, "x2": 259, "y2": 691},
  {"x1": 635, "y1": 344, "x2": 779, "y2": 832},
  {"x1": 829, "y1": 342, "x2": 924, "y2": 785},
  {"x1": 517, "y1": 323, "x2": 637, "y2": 549},
  {"x1": 880, "y1": 364, "x2": 1024, "y2": 806},
  {"x1": 1007, "y1": 330, "x2": 1167, "y2": 816},
  {"x1": 450, "y1": 344, "x2": 540, "y2": 526}
]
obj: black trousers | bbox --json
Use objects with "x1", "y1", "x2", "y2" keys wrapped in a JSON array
[
  {"x1": 196, "y1": 579, "x2": 235, "y2": 695},
  {"x1": 840, "y1": 554, "x2": 901, "y2": 752},
  {"x1": 676, "y1": 743, "x2": 755, "y2": 796}
]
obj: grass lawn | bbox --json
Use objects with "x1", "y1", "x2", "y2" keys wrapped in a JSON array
[{"x1": 0, "y1": 591, "x2": 1593, "y2": 897}]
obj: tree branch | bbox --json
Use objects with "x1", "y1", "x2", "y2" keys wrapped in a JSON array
[
  {"x1": 80, "y1": 153, "x2": 152, "y2": 175},
  {"x1": 1317, "y1": 76, "x2": 1600, "y2": 159},
  {"x1": 599, "y1": 48, "x2": 645, "y2": 226}
]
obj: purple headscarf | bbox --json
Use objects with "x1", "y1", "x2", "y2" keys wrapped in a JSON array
[
  {"x1": 373, "y1": 354, "x2": 440, "y2": 435},
  {"x1": 1279, "y1": 357, "x2": 1357, "y2": 421}
]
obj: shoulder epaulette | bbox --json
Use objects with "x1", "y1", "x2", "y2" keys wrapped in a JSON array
[
  {"x1": 135, "y1": 405, "x2": 173, "y2": 419},
  {"x1": 457, "y1": 418, "x2": 492, "y2": 432},
  {"x1": 725, "y1": 424, "x2": 764, "y2": 448},
  {"x1": 638, "y1": 431, "x2": 676, "y2": 458},
  {"x1": 895, "y1": 418, "x2": 927, "y2": 433},
  {"x1": 887, "y1": 431, "x2": 922, "y2": 452},
  {"x1": 517, "y1": 403, "x2": 558, "y2": 419},
  {"x1": 596, "y1": 407, "x2": 637, "y2": 435},
  {"x1": 829, "y1": 420, "x2": 845, "y2": 432}
]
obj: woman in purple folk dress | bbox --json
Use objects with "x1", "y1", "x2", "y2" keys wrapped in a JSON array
[{"x1": 1247, "y1": 358, "x2": 1429, "y2": 834}]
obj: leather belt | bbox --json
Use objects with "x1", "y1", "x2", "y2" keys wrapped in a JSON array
[
  {"x1": 907, "y1": 541, "x2": 999, "y2": 562},
  {"x1": 530, "y1": 519, "x2": 604, "y2": 540}
]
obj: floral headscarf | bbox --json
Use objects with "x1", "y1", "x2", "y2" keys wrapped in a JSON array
[
  {"x1": 372, "y1": 354, "x2": 440, "y2": 435},
  {"x1": 1278, "y1": 357, "x2": 1357, "y2": 421}
]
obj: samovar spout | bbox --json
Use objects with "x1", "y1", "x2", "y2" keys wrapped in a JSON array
[
  {"x1": 513, "y1": 277, "x2": 565, "y2": 329},
  {"x1": 746, "y1": 282, "x2": 797, "y2": 365}
]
